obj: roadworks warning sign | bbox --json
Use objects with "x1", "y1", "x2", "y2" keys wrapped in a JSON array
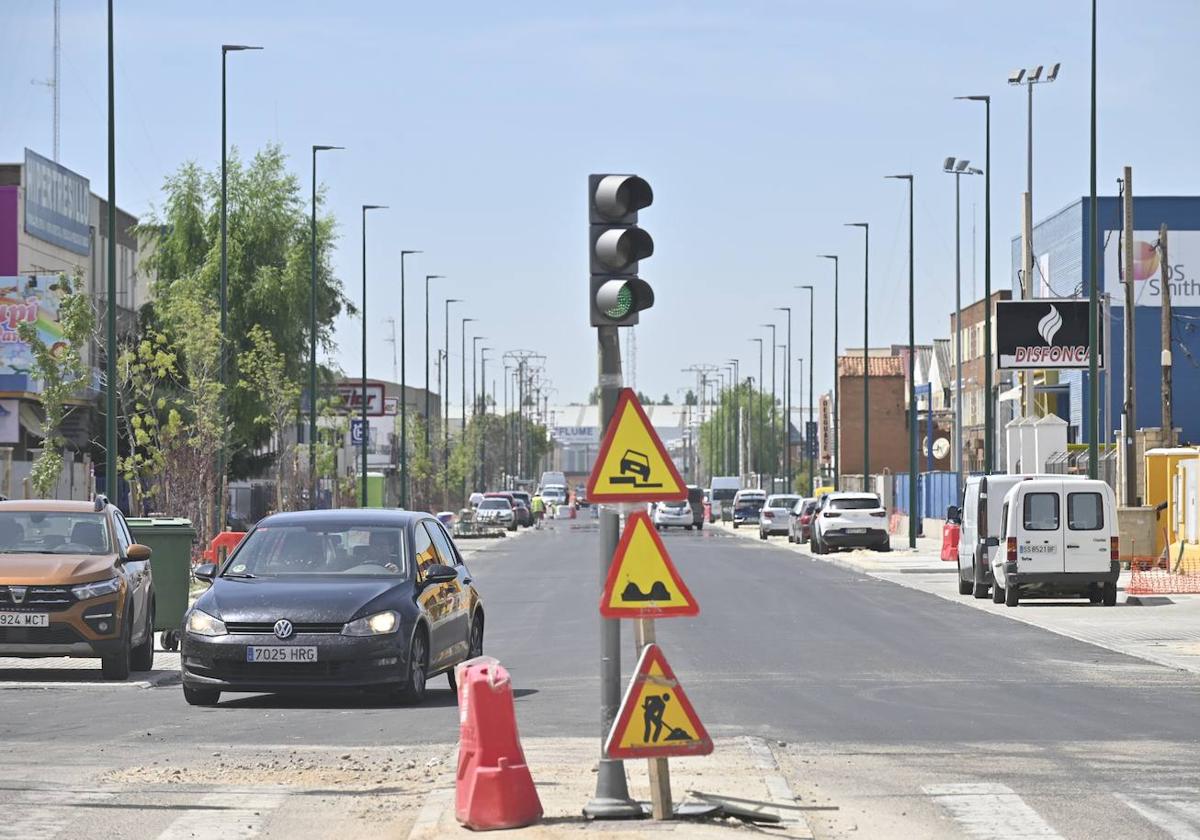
[
  {"x1": 586, "y1": 389, "x2": 687, "y2": 503},
  {"x1": 605, "y1": 643, "x2": 712, "y2": 759},
  {"x1": 600, "y1": 511, "x2": 698, "y2": 618}
]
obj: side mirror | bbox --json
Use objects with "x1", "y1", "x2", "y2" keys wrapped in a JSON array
[
  {"x1": 125, "y1": 543, "x2": 152, "y2": 562},
  {"x1": 193, "y1": 563, "x2": 217, "y2": 583},
  {"x1": 421, "y1": 564, "x2": 458, "y2": 586},
  {"x1": 985, "y1": 536, "x2": 1000, "y2": 548}
]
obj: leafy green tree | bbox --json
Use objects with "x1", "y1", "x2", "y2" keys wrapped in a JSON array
[
  {"x1": 19, "y1": 272, "x2": 93, "y2": 498},
  {"x1": 114, "y1": 327, "x2": 184, "y2": 513},
  {"x1": 239, "y1": 325, "x2": 301, "y2": 512}
]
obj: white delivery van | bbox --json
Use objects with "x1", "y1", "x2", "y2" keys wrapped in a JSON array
[
  {"x1": 709, "y1": 476, "x2": 741, "y2": 523},
  {"x1": 953, "y1": 473, "x2": 1090, "y2": 600},
  {"x1": 992, "y1": 478, "x2": 1119, "y2": 607}
]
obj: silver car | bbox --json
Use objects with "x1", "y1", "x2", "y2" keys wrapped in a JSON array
[
  {"x1": 475, "y1": 498, "x2": 516, "y2": 531},
  {"x1": 653, "y1": 500, "x2": 694, "y2": 531},
  {"x1": 759, "y1": 494, "x2": 801, "y2": 539}
]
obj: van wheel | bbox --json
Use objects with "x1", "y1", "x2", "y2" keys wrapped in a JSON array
[
  {"x1": 992, "y1": 581, "x2": 1005, "y2": 604},
  {"x1": 1102, "y1": 581, "x2": 1117, "y2": 606},
  {"x1": 957, "y1": 576, "x2": 973, "y2": 596},
  {"x1": 1005, "y1": 584, "x2": 1021, "y2": 607}
]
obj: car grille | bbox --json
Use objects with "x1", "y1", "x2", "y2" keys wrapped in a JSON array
[
  {"x1": 0, "y1": 586, "x2": 75, "y2": 611},
  {"x1": 0, "y1": 625, "x2": 83, "y2": 645},
  {"x1": 223, "y1": 622, "x2": 345, "y2": 635}
]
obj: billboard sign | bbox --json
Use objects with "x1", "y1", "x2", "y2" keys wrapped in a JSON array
[
  {"x1": 1104, "y1": 229, "x2": 1200, "y2": 307},
  {"x1": 23, "y1": 149, "x2": 90, "y2": 256},
  {"x1": 335, "y1": 382, "x2": 385, "y2": 416},
  {"x1": 0, "y1": 275, "x2": 72, "y2": 390},
  {"x1": 996, "y1": 299, "x2": 1103, "y2": 370}
]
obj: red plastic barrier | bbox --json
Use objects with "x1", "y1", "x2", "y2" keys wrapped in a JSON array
[
  {"x1": 456, "y1": 657, "x2": 542, "y2": 831},
  {"x1": 941, "y1": 522, "x2": 960, "y2": 562},
  {"x1": 202, "y1": 530, "x2": 246, "y2": 563}
]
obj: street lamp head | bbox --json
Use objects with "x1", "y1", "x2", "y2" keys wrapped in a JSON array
[
  {"x1": 943, "y1": 156, "x2": 956, "y2": 172},
  {"x1": 819, "y1": 254, "x2": 838, "y2": 261},
  {"x1": 1046, "y1": 62, "x2": 1061, "y2": 82},
  {"x1": 955, "y1": 159, "x2": 970, "y2": 172},
  {"x1": 845, "y1": 222, "x2": 868, "y2": 229},
  {"x1": 885, "y1": 174, "x2": 913, "y2": 182},
  {"x1": 313, "y1": 145, "x2": 344, "y2": 152},
  {"x1": 223, "y1": 44, "x2": 263, "y2": 52},
  {"x1": 1027, "y1": 64, "x2": 1044, "y2": 83},
  {"x1": 775, "y1": 306, "x2": 790, "y2": 313},
  {"x1": 446, "y1": 297, "x2": 462, "y2": 304},
  {"x1": 363, "y1": 204, "x2": 387, "y2": 211},
  {"x1": 956, "y1": 94, "x2": 990, "y2": 103},
  {"x1": 800, "y1": 284, "x2": 814, "y2": 291},
  {"x1": 463, "y1": 317, "x2": 477, "y2": 324},
  {"x1": 426, "y1": 274, "x2": 446, "y2": 281},
  {"x1": 401, "y1": 249, "x2": 421, "y2": 256},
  {"x1": 1008, "y1": 68, "x2": 1026, "y2": 85},
  {"x1": 968, "y1": 166, "x2": 984, "y2": 176}
]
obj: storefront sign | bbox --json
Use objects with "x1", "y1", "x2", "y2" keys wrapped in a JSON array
[
  {"x1": 1104, "y1": 229, "x2": 1200, "y2": 307},
  {"x1": 0, "y1": 275, "x2": 70, "y2": 390},
  {"x1": 996, "y1": 299, "x2": 1103, "y2": 370},
  {"x1": 23, "y1": 149, "x2": 90, "y2": 256}
]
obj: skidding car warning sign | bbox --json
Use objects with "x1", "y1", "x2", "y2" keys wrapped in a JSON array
[
  {"x1": 605, "y1": 643, "x2": 712, "y2": 760},
  {"x1": 600, "y1": 512, "x2": 698, "y2": 618},
  {"x1": 586, "y1": 389, "x2": 687, "y2": 503}
]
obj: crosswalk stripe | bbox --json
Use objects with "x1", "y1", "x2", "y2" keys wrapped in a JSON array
[
  {"x1": 924, "y1": 782, "x2": 1062, "y2": 839},
  {"x1": 155, "y1": 791, "x2": 286, "y2": 840},
  {"x1": 1115, "y1": 791, "x2": 1200, "y2": 839},
  {"x1": 0, "y1": 788, "x2": 112, "y2": 840}
]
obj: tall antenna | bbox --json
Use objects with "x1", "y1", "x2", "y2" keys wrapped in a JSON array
[
  {"x1": 32, "y1": 0, "x2": 61, "y2": 160},
  {"x1": 384, "y1": 317, "x2": 398, "y2": 382}
]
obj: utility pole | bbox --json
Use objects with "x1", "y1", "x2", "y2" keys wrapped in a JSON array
[
  {"x1": 1122, "y1": 166, "x2": 1137, "y2": 506},
  {"x1": 1160, "y1": 225, "x2": 1173, "y2": 445},
  {"x1": 1087, "y1": 0, "x2": 1100, "y2": 478},
  {"x1": 384, "y1": 317, "x2": 398, "y2": 382}
]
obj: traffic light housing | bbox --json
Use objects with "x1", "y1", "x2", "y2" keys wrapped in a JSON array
[{"x1": 589, "y1": 174, "x2": 654, "y2": 326}]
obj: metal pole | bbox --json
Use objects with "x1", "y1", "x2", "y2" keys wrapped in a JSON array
[
  {"x1": 1122, "y1": 166, "x2": 1136, "y2": 506},
  {"x1": 105, "y1": 0, "x2": 117, "y2": 505},
  {"x1": 310, "y1": 145, "x2": 342, "y2": 508},
  {"x1": 846, "y1": 224, "x2": 870, "y2": 480},
  {"x1": 1087, "y1": 0, "x2": 1100, "y2": 477},
  {"x1": 984, "y1": 100, "x2": 993, "y2": 473},
  {"x1": 801, "y1": 285, "x2": 815, "y2": 494},
  {"x1": 584, "y1": 326, "x2": 639, "y2": 819},
  {"x1": 777, "y1": 307, "x2": 792, "y2": 492},
  {"x1": 399, "y1": 250, "x2": 419, "y2": 509},
  {"x1": 820, "y1": 256, "x2": 840, "y2": 491},
  {"x1": 954, "y1": 173, "x2": 964, "y2": 488},
  {"x1": 763, "y1": 324, "x2": 777, "y2": 490},
  {"x1": 444, "y1": 299, "x2": 460, "y2": 502},
  {"x1": 461, "y1": 318, "x2": 472, "y2": 500},
  {"x1": 361, "y1": 208, "x2": 368, "y2": 506},
  {"x1": 218, "y1": 48, "x2": 228, "y2": 531},
  {"x1": 754, "y1": 338, "x2": 763, "y2": 482},
  {"x1": 1160, "y1": 225, "x2": 1173, "y2": 444},
  {"x1": 424, "y1": 274, "x2": 443, "y2": 465}
]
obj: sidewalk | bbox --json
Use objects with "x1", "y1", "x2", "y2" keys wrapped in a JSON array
[{"x1": 719, "y1": 521, "x2": 1200, "y2": 676}]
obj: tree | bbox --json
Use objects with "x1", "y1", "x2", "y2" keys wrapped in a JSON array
[
  {"x1": 660, "y1": 393, "x2": 673, "y2": 405},
  {"x1": 684, "y1": 390, "x2": 698, "y2": 406},
  {"x1": 18, "y1": 272, "x2": 93, "y2": 498},
  {"x1": 239, "y1": 325, "x2": 302, "y2": 512},
  {"x1": 636, "y1": 391, "x2": 654, "y2": 405}
]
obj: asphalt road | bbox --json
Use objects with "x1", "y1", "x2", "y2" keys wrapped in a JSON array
[{"x1": 3, "y1": 520, "x2": 1200, "y2": 838}]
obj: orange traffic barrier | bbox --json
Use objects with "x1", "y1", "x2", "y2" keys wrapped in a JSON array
[
  {"x1": 202, "y1": 531, "x2": 246, "y2": 564},
  {"x1": 455, "y1": 656, "x2": 542, "y2": 831},
  {"x1": 941, "y1": 522, "x2": 960, "y2": 561}
]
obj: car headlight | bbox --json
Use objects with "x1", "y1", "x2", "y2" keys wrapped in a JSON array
[
  {"x1": 186, "y1": 609, "x2": 227, "y2": 637},
  {"x1": 343, "y1": 610, "x2": 399, "y2": 637},
  {"x1": 71, "y1": 577, "x2": 123, "y2": 600}
]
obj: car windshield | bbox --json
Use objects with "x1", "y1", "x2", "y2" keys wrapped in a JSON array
[
  {"x1": 0, "y1": 512, "x2": 111, "y2": 555},
  {"x1": 768, "y1": 496, "x2": 800, "y2": 509},
  {"x1": 223, "y1": 523, "x2": 407, "y2": 577},
  {"x1": 479, "y1": 499, "x2": 511, "y2": 510},
  {"x1": 831, "y1": 497, "x2": 880, "y2": 510},
  {"x1": 662, "y1": 501, "x2": 688, "y2": 510}
]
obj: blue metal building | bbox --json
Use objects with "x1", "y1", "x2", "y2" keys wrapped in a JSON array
[{"x1": 1011, "y1": 196, "x2": 1200, "y2": 444}]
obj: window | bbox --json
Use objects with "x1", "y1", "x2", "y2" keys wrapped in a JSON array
[
  {"x1": 0, "y1": 512, "x2": 112, "y2": 555},
  {"x1": 413, "y1": 524, "x2": 438, "y2": 578},
  {"x1": 223, "y1": 523, "x2": 406, "y2": 577},
  {"x1": 831, "y1": 496, "x2": 881, "y2": 510},
  {"x1": 113, "y1": 512, "x2": 132, "y2": 555},
  {"x1": 1022, "y1": 492, "x2": 1060, "y2": 531},
  {"x1": 424, "y1": 521, "x2": 460, "y2": 567},
  {"x1": 1000, "y1": 502, "x2": 1009, "y2": 538},
  {"x1": 1067, "y1": 493, "x2": 1104, "y2": 531}
]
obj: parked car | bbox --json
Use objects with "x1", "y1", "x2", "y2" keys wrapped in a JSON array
[
  {"x1": 510, "y1": 491, "x2": 534, "y2": 517},
  {"x1": 181, "y1": 509, "x2": 484, "y2": 706},
  {"x1": 788, "y1": 498, "x2": 817, "y2": 544},
  {"x1": 540, "y1": 485, "x2": 568, "y2": 508},
  {"x1": 653, "y1": 500, "x2": 694, "y2": 530},
  {"x1": 485, "y1": 492, "x2": 530, "y2": 528},
  {"x1": 809, "y1": 492, "x2": 890, "y2": 553},
  {"x1": 0, "y1": 497, "x2": 156, "y2": 680},
  {"x1": 759, "y1": 494, "x2": 801, "y2": 540},
  {"x1": 709, "y1": 476, "x2": 741, "y2": 522},
  {"x1": 686, "y1": 485, "x2": 705, "y2": 530},
  {"x1": 731, "y1": 489, "x2": 766, "y2": 529},
  {"x1": 475, "y1": 497, "x2": 517, "y2": 531},
  {"x1": 992, "y1": 478, "x2": 1119, "y2": 607}
]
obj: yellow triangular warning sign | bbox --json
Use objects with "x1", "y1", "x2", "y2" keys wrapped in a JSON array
[
  {"x1": 605, "y1": 644, "x2": 712, "y2": 759},
  {"x1": 600, "y1": 512, "x2": 698, "y2": 618},
  {"x1": 586, "y1": 389, "x2": 686, "y2": 503}
]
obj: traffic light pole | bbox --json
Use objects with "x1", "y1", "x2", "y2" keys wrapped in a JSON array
[{"x1": 584, "y1": 324, "x2": 641, "y2": 820}]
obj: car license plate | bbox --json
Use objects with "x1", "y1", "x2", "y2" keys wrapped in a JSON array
[
  {"x1": 847, "y1": 528, "x2": 867, "y2": 534},
  {"x1": 245, "y1": 646, "x2": 318, "y2": 663},
  {"x1": 0, "y1": 612, "x2": 49, "y2": 628}
]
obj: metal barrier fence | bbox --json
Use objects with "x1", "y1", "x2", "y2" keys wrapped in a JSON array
[{"x1": 892, "y1": 472, "x2": 961, "y2": 521}]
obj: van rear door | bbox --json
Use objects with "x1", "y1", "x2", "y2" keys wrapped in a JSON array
[
  {"x1": 1064, "y1": 486, "x2": 1111, "y2": 573},
  {"x1": 1016, "y1": 482, "x2": 1064, "y2": 574}
]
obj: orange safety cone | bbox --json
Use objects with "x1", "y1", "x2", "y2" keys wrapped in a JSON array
[{"x1": 455, "y1": 657, "x2": 543, "y2": 830}]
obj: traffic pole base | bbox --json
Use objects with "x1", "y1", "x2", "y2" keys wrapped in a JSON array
[{"x1": 583, "y1": 759, "x2": 646, "y2": 820}]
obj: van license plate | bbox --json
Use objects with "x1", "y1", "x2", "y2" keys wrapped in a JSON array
[
  {"x1": 246, "y1": 646, "x2": 318, "y2": 663},
  {"x1": 847, "y1": 528, "x2": 867, "y2": 534},
  {"x1": 0, "y1": 612, "x2": 49, "y2": 627}
]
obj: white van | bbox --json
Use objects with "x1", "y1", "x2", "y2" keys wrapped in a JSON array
[
  {"x1": 953, "y1": 473, "x2": 1090, "y2": 600},
  {"x1": 992, "y1": 478, "x2": 1119, "y2": 606},
  {"x1": 709, "y1": 476, "x2": 741, "y2": 523}
]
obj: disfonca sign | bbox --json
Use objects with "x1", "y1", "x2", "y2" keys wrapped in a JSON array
[{"x1": 995, "y1": 299, "x2": 1103, "y2": 370}]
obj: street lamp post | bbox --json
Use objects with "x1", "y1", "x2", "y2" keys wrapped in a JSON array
[
  {"x1": 775, "y1": 307, "x2": 792, "y2": 492},
  {"x1": 751, "y1": 338, "x2": 764, "y2": 483},
  {"x1": 760, "y1": 323, "x2": 777, "y2": 489},
  {"x1": 845, "y1": 223, "x2": 870, "y2": 480},
  {"x1": 1087, "y1": 0, "x2": 1099, "y2": 477},
  {"x1": 360, "y1": 204, "x2": 388, "y2": 507},
  {"x1": 479, "y1": 348, "x2": 493, "y2": 488},
  {"x1": 309, "y1": 144, "x2": 343, "y2": 508},
  {"x1": 957, "y1": 94, "x2": 993, "y2": 472},
  {"x1": 424, "y1": 274, "x2": 445, "y2": 463},
  {"x1": 943, "y1": 159, "x2": 983, "y2": 489},
  {"x1": 472, "y1": 335, "x2": 487, "y2": 491},
  {"x1": 443, "y1": 298, "x2": 461, "y2": 500},
  {"x1": 398, "y1": 249, "x2": 421, "y2": 509},
  {"x1": 798, "y1": 285, "x2": 815, "y2": 495},
  {"x1": 460, "y1": 317, "x2": 476, "y2": 501},
  {"x1": 105, "y1": 0, "x2": 117, "y2": 505},
  {"x1": 887, "y1": 174, "x2": 917, "y2": 549},
  {"x1": 218, "y1": 43, "x2": 261, "y2": 531},
  {"x1": 727, "y1": 359, "x2": 740, "y2": 476},
  {"x1": 819, "y1": 255, "x2": 840, "y2": 490}
]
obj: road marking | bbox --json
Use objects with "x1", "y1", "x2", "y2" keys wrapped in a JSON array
[
  {"x1": 924, "y1": 782, "x2": 1062, "y2": 838},
  {"x1": 155, "y1": 791, "x2": 285, "y2": 840},
  {"x1": 0, "y1": 788, "x2": 112, "y2": 839},
  {"x1": 1116, "y1": 791, "x2": 1200, "y2": 839}
]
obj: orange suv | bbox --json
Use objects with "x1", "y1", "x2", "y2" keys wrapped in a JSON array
[{"x1": 0, "y1": 497, "x2": 156, "y2": 679}]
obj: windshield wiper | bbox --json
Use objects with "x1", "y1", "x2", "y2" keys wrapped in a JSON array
[{"x1": 221, "y1": 572, "x2": 257, "y2": 579}]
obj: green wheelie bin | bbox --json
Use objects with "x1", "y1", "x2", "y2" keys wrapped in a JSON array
[{"x1": 126, "y1": 517, "x2": 197, "y2": 651}]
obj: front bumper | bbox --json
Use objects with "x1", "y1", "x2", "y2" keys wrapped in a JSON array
[
  {"x1": 181, "y1": 631, "x2": 408, "y2": 692},
  {"x1": 0, "y1": 595, "x2": 126, "y2": 659},
  {"x1": 821, "y1": 528, "x2": 889, "y2": 548}
]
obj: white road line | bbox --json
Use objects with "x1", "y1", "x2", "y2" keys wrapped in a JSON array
[
  {"x1": 1116, "y1": 791, "x2": 1200, "y2": 839},
  {"x1": 924, "y1": 782, "x2": 1062, "y2": 839},
  {"x1": 155, "y1": 791, "x2": 286, "y2": 840},
  {"x1": 0, "y1": 788, "x2": 112, "y2": 840}
]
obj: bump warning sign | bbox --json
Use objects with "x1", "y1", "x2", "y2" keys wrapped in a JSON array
[{"x1": 600, "y1": 512, "x2": 698, "y2": 618}]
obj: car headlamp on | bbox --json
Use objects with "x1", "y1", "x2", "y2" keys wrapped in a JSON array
[
  {"x1": 71, "y1": 577, "x2": 123, "y2": 600},
  {"x1": 186, "y1": 609, "x2": 227, "y2": 637},
  {"x1": 342, "y1": 610, "x2": 399, "y2": 637}
]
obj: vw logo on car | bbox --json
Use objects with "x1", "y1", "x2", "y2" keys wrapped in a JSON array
[{"x1": 273, "y1": 619, "x2": 294, "y2": 640}]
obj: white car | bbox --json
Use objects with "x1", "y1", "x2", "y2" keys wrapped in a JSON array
[
  {"x1": 759, "y1": 494, "x2": 801, "y2": 540},
  {"x1": 475, "y1": 497, "x2": 516, "y2": 531},
  {"x1": 810, "y1": 492, "x2": 890, "y2": 553},
  {"x1": 653, "y1": 500, "x2": 694, "y2": 530}
]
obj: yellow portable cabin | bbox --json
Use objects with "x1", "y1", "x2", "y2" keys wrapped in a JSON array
[{"x1": 1144, "y1": 448, "x2": 1200, "y2": 556}]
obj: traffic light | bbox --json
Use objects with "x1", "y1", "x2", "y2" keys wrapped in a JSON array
[{"x1": 589, "y1": 174, "x2": 654, "y2": 326}]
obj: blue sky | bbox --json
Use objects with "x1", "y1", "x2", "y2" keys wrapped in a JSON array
[{"x1": 2, "y1": 1, "x2": 1197, "y2": 408}]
